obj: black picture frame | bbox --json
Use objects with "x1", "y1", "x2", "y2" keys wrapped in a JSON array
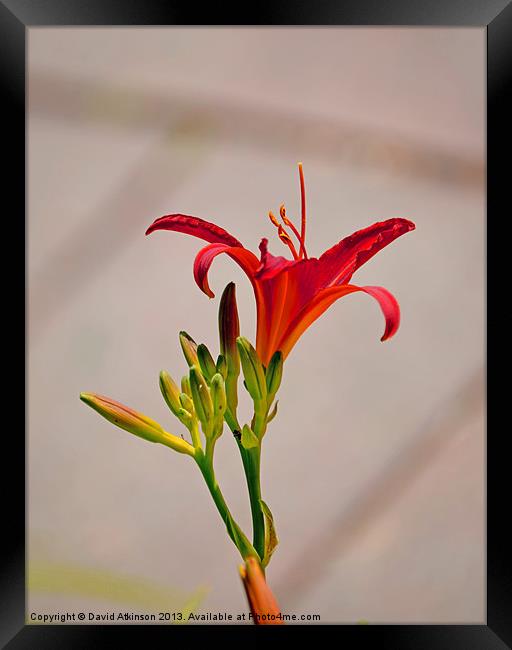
[{"x1": 3, "y1": 0, "x2": 509, "y2": 646}]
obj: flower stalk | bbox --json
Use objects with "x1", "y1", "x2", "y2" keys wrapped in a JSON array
[{"x1": 81, "y1": 164, "x2": 415, "y2": 623}]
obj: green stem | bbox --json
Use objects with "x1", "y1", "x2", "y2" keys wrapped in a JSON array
[
  {"x1": 244, "y1": 445, "x2": 265, "y2": 560},
  {"x1": 196, "y1": 451, "x2": 256, "y2": 560},
  {"x1": 225, "y1": 409, "x2": 266, "y2": 561},
  {"x1": 189, "y1": 420, "x2": 202, "y2": 450}
]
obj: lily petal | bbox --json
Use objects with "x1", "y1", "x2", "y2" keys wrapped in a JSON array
[
  {"x1": 276, "y1": 283, "x2": 401, "y2": 359},
  {"x1": 193, "y1": 242, "x2": 261, "y2": 298},
  {"x1": 320, "y1": 218, "x2": 415, "y2": 286},
  {"x1": 146, "y1": 213, "x2": 244, "y2": 247}
]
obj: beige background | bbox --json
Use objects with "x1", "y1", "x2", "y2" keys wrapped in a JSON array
[{"x1": 28, "y1": 28, "x2": 485, "y2": 623}]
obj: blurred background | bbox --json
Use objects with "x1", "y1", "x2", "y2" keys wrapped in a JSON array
[{"x1": 28, "y1": 28, "x2": 485, "y2": 623}]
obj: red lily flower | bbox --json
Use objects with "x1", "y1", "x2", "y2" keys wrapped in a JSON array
[{"x1": 146, "y1": 165, "x2": 415, "y2": 367}]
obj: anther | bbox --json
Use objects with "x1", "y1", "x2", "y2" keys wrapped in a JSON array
[{"x1": 268, "y1": 211, "x2": 280, "y2": 227}]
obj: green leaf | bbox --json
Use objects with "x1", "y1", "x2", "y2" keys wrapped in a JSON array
[
  {"x1": 260, "y1": 500, "x2": 279, "y2": 568},
  {"x1": 241, "y1": 424, "x2": 259, "y2": 450}
]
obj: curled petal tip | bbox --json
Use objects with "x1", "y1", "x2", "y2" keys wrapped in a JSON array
[
  {"x1": 145, "y1": 214, "x2": 244, "y2": 247},
  {"x1": 193, "y1": 242, "x2": 260, "y2": 300}
]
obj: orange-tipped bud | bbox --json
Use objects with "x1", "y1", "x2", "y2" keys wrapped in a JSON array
[
  {"x1": 80, "y1": 392, "x2": 194, "y2": 456},
  {"x1": 239, "y1": 557, "x2": 283, "y2": 625}
]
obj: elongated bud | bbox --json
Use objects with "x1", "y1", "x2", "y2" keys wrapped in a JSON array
[
  {"x1": 219, "y1": 283, "x2": 240, "y2": 411},
  {"x1": 237, "y1": 337, "x2": 267, "y2": 404},
  {"x1": 210, "y1": 373, "x2": 227, "y2": 420},
  {"x1": 239, "y1": 556, "x2": 282, "y2": 624},
  {"x1": 80, "y1": 392, "x2": 194, "y2": 456},
  {"x1": 216, "y1": 354, "x2": 228, "y2": 380},
  {"x1": 219, "y1": 283, "x2": 240, "y2": 364},
  {"x1": 181, "y1": 375, "x2": 191, "y2": 397},
  {"x1": 159, "y1": 370, "x2": 181, "y2": 416},
  {"x1": 179, "y1": 331, "x2": 199, "y2": 367},
  {"x1": 189, "y1": 366, "x2": 213, "y2": 431},
  {"x1": 197, "y1": 344, "x2": 217, "y2": 382},
  {"x1": 265, "y1": 351, "x2": 283, "y2": 404}
]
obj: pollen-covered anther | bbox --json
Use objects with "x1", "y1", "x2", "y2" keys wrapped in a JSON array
[
  {"x1": 268, "y1": 211, "x2": 280, "y2": 228},
  {"x1": 279, "y1": 203, "x2": 306, "y2": 258}
]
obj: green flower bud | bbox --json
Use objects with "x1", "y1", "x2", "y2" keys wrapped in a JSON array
[
  {"x1": 179, "y1": 331, "x2": 199, "y2": 367},
  {"x1": 236, "y1": 337, "x2": 267, "y2": 404},
  {"x1": 176, "y1": 407, "x2": 193, "y2": 429},
  {"x1": 210, "y1": 373, "x2": 227, "y2": 420},
  {"x1": 80, "y1": 392, "x2": 194, "y2": 456},
  {"x1": 181, "y1": 375, "x2": 191, "y2": 397},
  {"x1": 159, "y1": 370, "x2": 182, "y2": 417},
  {"x1": 216, "y1": 354, "x2": 228, "y2": 380},
  {"x1": 265, "y1": 351, "x2": 283, "y2": 404},
  {"x1": 197, "y1": 344, "x2": 217, "y2": 383},
  {"x1": 189, "y1": 366, "x2": 213, "y2": 431},
  {"x1": 179, "y1": 392, "x2": 194, "y2": 413}
]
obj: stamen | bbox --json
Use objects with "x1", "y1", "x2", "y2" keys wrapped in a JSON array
[
  {"x1": 269, "y1": 208, "x2": 299, "y2": 260},
  {"x1": 280, "y1": 203, "x2": 304, "y2": 252},
  {"x1": 298, "y1": 163, "x2": 308, "y2": 259},
  {"x1": 278, "y1": 225, "x2": 299, "y2": 260}
]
